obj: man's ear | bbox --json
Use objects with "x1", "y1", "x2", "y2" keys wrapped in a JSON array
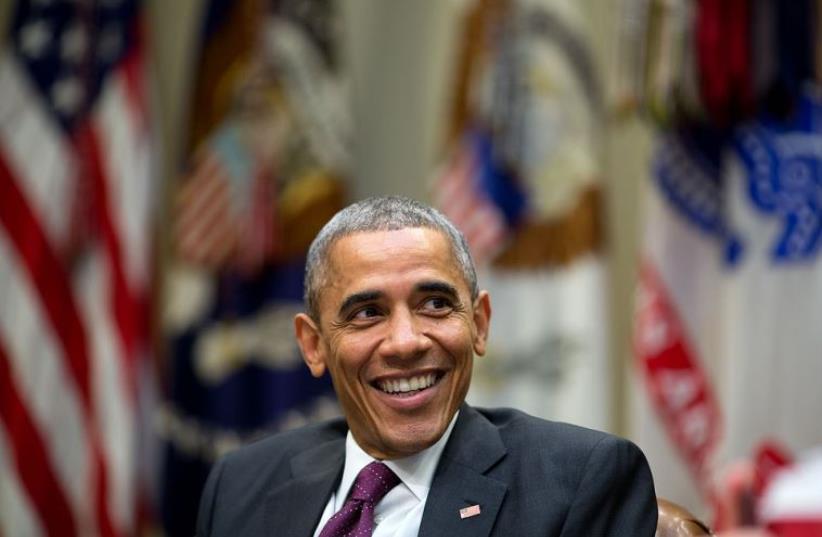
[
  {"x1": 472, "y1": 290, "x2": 491, "y2": 356},
  {"x1": 294, "y1": 313, "x2": 327, "y2": 378}
]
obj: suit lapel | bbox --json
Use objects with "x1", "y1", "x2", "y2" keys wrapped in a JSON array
[
  {"x1": 264, "y1": 436, "x2": 345, "y2": 537},
  {"x1": 262, "y1": 407, "x2": 507, "y2": 537},
  {"x1": 418, "y1": 406, "x2": 508, "y2": 537}
]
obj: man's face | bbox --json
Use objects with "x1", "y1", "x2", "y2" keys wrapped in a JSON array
[{"x1": 295, "y1": 227, "x2": 490, "y2": 459}]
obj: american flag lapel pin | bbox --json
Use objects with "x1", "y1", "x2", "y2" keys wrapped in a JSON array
[{"x1": 459, "y1": 504, "x2": 481, "y2": 519}]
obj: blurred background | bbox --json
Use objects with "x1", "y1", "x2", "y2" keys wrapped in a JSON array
[{"x1": 0, "y1": 0, "x2": 820, "y2": 535}]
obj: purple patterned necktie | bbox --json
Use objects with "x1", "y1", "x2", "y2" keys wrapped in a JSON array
[{"x1": 318, "y1": 461, "x2": 401, "y2": 537}]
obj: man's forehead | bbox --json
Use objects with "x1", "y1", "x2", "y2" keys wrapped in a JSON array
[
  {"x1": 322, "y1": 227, "x2": 466, "y2": 290},
  {"x1": 327, "y1": 227, "x2": 453, "y2": 261}
]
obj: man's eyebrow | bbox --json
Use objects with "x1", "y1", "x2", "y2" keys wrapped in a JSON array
[
  {"x1": 415, "y1": 281, "x2": 460, "y2": 300},
  {"x1": 338, "y1": 290, "x2": 383, "y2": 317}
]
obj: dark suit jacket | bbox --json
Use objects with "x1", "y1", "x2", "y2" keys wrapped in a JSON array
[{"x1": 197, "y1": 405, "x2": 657, "y2": 536}]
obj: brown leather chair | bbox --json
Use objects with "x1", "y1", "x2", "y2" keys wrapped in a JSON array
[{"x1": 656, "y1": 498, "x2": 713, "y2": 536}]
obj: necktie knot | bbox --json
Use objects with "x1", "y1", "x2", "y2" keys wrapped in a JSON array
[{"x1": 349, "y1": 461, "x2": 400, "y2": 504}]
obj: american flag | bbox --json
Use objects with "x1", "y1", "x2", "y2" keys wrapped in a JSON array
[
  {"x1": 174, "y1": 125, "x2": 279, "y2": 275},
  {"x1": 0, "y1": 1, "x2": 155, "y2": 536},
  {"x1": 434, "y1": 134, "x2": 510, "y2": 264}
]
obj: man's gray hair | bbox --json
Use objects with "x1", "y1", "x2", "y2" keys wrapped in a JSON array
[{"x1": 304, "y1": 196, "x2": 478, "y2": 321}]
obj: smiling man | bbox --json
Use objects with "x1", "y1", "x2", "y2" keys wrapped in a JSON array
[{"x1": 196, "y1": 196, "x2": 657, "y2": 537}]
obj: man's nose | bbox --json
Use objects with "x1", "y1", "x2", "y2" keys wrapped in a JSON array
[{"x1": 378, "y1": 309, "x2": 432, "y2": 359}]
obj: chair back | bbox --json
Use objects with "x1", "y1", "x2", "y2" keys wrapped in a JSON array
[{"x1": 656, "y1": 498, "x2": 712, "y2": 536}]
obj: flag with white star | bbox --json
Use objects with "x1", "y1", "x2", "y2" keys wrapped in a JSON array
[
  {"x1": 0, "y1": 1, "x2": 156, "y2": 536},
  {"x1": 13, "y1": 0, "x2": 139, "y2": 127}
]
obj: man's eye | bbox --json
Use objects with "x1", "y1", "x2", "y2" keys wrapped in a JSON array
[
  {"x1": 422, "y1": 297, "x2": 452, "y2": 311},
  {"x1": 351, "y1": 306, "x2": 381, "y2": 320}
]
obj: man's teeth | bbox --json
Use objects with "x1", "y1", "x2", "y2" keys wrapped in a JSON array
[{"x1": 379, "y1": 374, "x2": 437, "y2": 394}]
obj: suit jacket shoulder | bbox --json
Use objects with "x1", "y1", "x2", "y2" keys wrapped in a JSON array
[
  {"x1": 430, "y1": 406, "x2": 657, "y2": 536},
  {"x1": 197, "y1": 418, "x2": 348, "y2": 537}
]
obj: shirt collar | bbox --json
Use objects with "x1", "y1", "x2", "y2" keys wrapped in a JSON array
[{"x1": 336, "y1": 411, "x2": 460, "y2": 505}]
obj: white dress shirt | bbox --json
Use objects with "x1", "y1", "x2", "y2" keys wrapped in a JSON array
[{"x1": 312, "y1": 412, "x2": 459, "y2": 537}]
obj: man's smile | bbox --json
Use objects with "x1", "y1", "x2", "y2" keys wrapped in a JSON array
[
  {"x1": 373, "y1": 371, "x2": 444, "y2": 396},
  {"x1": 367, "y1": 369, "x2": 450, "y2": 412}
]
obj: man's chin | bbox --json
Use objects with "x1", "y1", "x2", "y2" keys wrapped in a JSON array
[{"x1": 374, "y1": 421, "x2": 449, "y2": 459}]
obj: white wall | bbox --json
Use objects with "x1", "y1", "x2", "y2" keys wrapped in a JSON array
[{"x1": 341, "y1": 0, "x2": 463, "y2": 200}]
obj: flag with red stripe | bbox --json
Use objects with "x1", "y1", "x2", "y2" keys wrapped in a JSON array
[
  {"x1": 0, "y1": 1, "x2": 156, "y2": 536},
  {"x1": 174, "y1": 123, "x2": 279, "y2": 274},
  {"x1": 633, "y1": 127, "x2": 733, "y2": 514},
  {"x1": 433, "y1": 132, "x2": 512, "y2": 264},
  {"x1": 634, "y1": 97, "x2": 822, "y2": 517},
  {"x1": 158, "y1": 1, "x2": 344, "y2": 535}
]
